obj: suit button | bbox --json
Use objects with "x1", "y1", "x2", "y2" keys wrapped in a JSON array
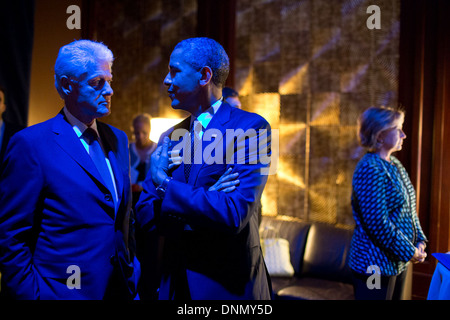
[{"x1": 105, "y1": 194, "x2": 112, "y2": 201}]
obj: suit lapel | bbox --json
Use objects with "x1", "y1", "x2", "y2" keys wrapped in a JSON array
[
  {"x1": 97, "y1": 122, "x2": 125, "y2": 205},
  {"x1": 52, "y1": 113, "x2": 123, "y2": 218},
  {"x1": 166, "y1": 104, "x2": 233, "y2": 185},
  {"x1": 52, "y1": 112, "x2": 106, "y2": 186},
  {"x1": 188, "y1": 103, "x2": 232, "y2": 184},
  {"x1": 207, "y1": 101, "x2": 232, "y2": 129},
  {"x1": 168, "y1": 117, "x2": 191, "y2": 183}
]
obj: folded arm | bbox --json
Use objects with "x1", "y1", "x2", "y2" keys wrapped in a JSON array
[{"x1": 136, "y1": 119, "x2": 271, "y2": 235}]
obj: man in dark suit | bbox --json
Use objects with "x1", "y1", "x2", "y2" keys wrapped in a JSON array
[
  {"x1": 136, "y1": 37, "x2": 272, "y2": 300},
  {"x1": 0, "y1": 85, "x2": 25, "y2": 163},
  {"x1": 0, "y1": 40, "x2": 137, "y2": 299}
]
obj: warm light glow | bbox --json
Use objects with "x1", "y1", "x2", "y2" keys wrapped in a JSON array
[
  {"x1": 150, "y1": 118, "x2": 184, "y2": 142},
  {"x1": 251, "y1": 93, "x2": 280, "y2": 128},
  {"x1": 279, "y1": 63, "x2": 309, "y2": 95},
  {"x1": 260, "y1": 193, "x2": 276, "y2": 217},
  {"x1": 310, "y1": 92, "x2": 340, "y2": 126},
  {"x1": 237, "y1": 68, "x2": 253, "y2": 96},
  {"x1": 277, "y1": 158, "x2": 306, "y2": 189}
]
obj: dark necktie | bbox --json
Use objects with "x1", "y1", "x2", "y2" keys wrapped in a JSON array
[
  {"x1": 184, "y1": 121, "x2": 201, "y2": 182},
  {"x1": 136, "y1": 161, "x2": 147, "y2": 182},
  {"x1": 83, "y1": 128, "x2": 117, "y2": 206}
]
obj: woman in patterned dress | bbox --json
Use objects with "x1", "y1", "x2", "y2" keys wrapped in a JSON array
[{"x1": 349, "y1": 106, "x2": 427, "y2": 300}]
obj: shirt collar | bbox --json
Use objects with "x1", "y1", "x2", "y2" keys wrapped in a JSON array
[
  {"x1": 63, "y1": 106, "x2": 99, "y2": 138},
  {"x1": 190, "y1": 97, "x2": 223, "y2": 130}
]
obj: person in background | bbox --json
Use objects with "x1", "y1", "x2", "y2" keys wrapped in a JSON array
[
  {"x1": 222, "y1": 86, "x2": 241, "y2": 109},
  {"x1": 136, "y1": 37, "x2": 272, "y2": 300},
  {"x1": 0, "y1": 40, "x2": 137, "y2": 299},
  {"x1": 130, "y1": 113, "x2": 157, "y2": 209},
  {"x1": 349, "y1": 106, "x2": 427, "y2": 300},
  {"x1": 0, "y1": 85, "x2": 26, "y2": 164}
]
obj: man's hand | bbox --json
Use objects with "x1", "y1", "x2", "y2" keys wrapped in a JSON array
[
  {"x1": 151, "y1": 136, "x2": 172, "y2": 186},
  {"x1": 208, "y1": 167, "x2": 240, "y2": 193}
]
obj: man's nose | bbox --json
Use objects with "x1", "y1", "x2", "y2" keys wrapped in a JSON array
[
  {"x1": 103, "y1": 81, "x2": 113, "y2": 96},
  {"x1": 163, "y1": 73, "x2": 171, "y2": 87}
]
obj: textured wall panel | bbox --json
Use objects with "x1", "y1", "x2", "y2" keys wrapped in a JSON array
[
  {"x1": 87, "y1": 0, "x2": 197, "y2": 137},
  {"x1": 88, "y1": 0, "x2": 400, "y2": 227},
  {"x1": 235, "y1": 0, "x2": 400, "y2": 226}
]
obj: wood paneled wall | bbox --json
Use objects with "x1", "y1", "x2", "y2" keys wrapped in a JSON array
[{"x1": 398, "y1": 0, "x2": 450, "y2": 300}]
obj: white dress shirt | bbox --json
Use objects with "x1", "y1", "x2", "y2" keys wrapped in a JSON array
[{"x1": 189, "y1": 97, "x2": 223, "y2": 139}]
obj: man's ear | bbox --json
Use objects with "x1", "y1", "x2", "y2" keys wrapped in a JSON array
[
  {"x1": 199, "y1": 66, "x2": 213, "y2": 86},
  {"x1": 60, "y1": 76, "x2": 73, "y2": 96}
]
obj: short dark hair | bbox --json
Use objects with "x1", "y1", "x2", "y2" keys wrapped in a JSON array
[
  {"x1": 174, "y1": 37, "x2": 229, "y2": 87},
  {"x1": 222, "y1": 87, "x2": 239, "y2": 98}
]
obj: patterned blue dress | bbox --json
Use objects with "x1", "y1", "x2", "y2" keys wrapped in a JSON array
[{"x1": 349, "y1": 152, "x2": 427, "y2": 276}]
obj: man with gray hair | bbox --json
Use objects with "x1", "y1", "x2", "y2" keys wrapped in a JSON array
[{"x1": 0, "y1": 40, "x2": 137, "y2": 299}]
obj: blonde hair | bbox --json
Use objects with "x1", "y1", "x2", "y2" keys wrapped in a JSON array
[{"x1": 358, "y1": 106, "x2": 405, "y2": 151}]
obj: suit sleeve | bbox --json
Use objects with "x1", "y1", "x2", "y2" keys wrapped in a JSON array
[
  {"x1": 352, "y1": 162, "x2": 416, "y2": 262},
  {"x1": 143, "y1": 116, "x2": 271, "y2": 235},
  {"x1": 0, "y1": 132, "x2": 43, "y2": 299}
]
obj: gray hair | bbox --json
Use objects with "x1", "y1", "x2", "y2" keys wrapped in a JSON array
[
  {"x1": 54, "y1": 40, "x2": 114, "y2": 98},
  {"x1": 174, "y1": 37, "x2": 229, "y2": 87},
  {"x1": 358, "y1": 106, "x2": 405, "y2": 151}
]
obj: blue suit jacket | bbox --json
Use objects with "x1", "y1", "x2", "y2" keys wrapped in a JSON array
[
  {"x1": 136, "y1": 103, "x2": 272, "y2": 300},
  {"x1": 0, "y1": 111, "x2": 136, "y2": 299}
]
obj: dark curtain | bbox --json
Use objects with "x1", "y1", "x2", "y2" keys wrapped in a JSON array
[
  {"x1": 397, "y1": 0, "x2": 450, "y2": 299},
  {"x1": 197, "y1": 0, "x2": 236, "y2": 88},
  {"x1": 0, "y1": 0, "x2": 35, "y2": 127}
]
